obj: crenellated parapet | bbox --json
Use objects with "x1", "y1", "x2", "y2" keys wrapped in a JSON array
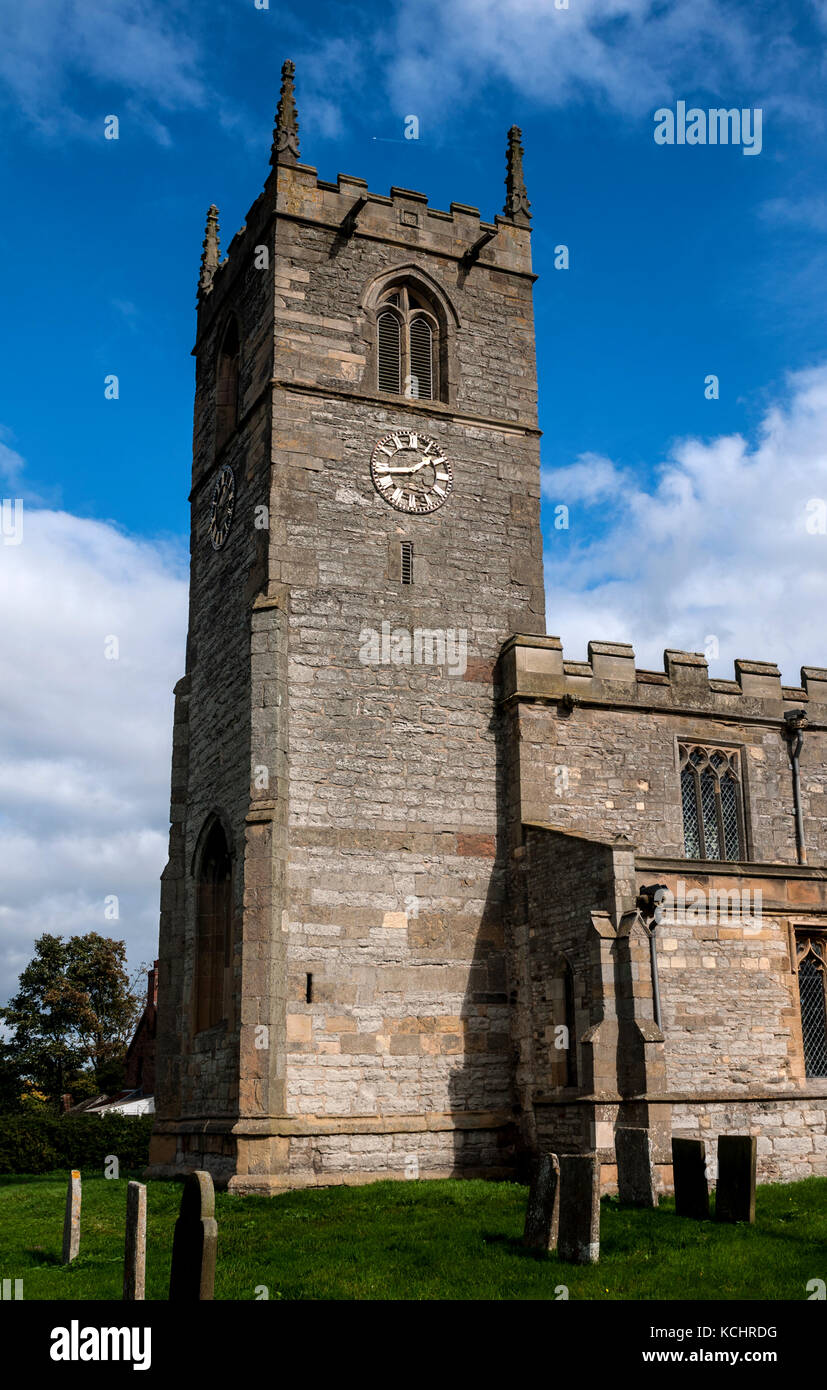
[
  {"x1": 500, "y1": 634, "x2": 827, "y2": 717},
  {"x1": 196, "y1": 61, "x2": 534, "y2": 338}
]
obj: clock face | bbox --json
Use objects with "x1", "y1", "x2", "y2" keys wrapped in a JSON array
[
  {"x1": 370, "y1": 431, "x2": 453, "y2": 515},
  {"x1": 209, "y1": 464, "x2": 235, "y2": 550}
]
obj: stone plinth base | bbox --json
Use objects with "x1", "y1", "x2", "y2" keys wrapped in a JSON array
[{"x1": 147, "y1": 1112, "x2": 517, "y2": 1192}]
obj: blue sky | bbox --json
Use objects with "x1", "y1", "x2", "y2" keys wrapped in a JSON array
[
  {"x1": 2, "y1": 0, "x2": 827, "y2": 997},
  {"x1": 2, "y1": 0, "x2": 826, "y2": 536}
]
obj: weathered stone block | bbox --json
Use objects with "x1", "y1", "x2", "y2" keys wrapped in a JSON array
[
  {"x1": 672, "y1": 1137, "x2": 710, "y2": 1219},
  {"x1": 522, "y1": 1152, "x2": 559, "y2": 1251},
  {"x1": 616, "y1": 1128, "x2": 658, "y2": 1207},
  {"x1": 558, "y1": 1154, "x2": 600, "y2": 1264},
  {"x1": 715, "y1": 1135, "x2": 756, "y2": 1224},
  {"x1": 62, "y1": 1170, "x2": 81, "y2": 1264},
  {"x1": 169, "y1": 1171, "x2": 217, "y2": 1300},
  {"x1": 123, "y1": 1181, "x2": 147, "y2": 1300}
]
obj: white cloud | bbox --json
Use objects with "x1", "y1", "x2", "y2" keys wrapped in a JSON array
[
  {"x1": 3, "y1": 0, "x2": 822, "y2": 153},
  {"x1": 0, "y1": 0, "x2": 206, "y2": 140},
  {"x1": 384, "y1": 0, "x2": 795, "y2": 121},
  {"x1": 0, "y1": 507, "x2": 187, "y2": 1005},
  {"x1": 541, "y1": 363, "x2": 827, "y2": 683},
  {"x1": 0, "y1": 436, "x2": 25, "y2": 488}
]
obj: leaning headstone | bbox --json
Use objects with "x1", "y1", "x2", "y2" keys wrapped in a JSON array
[
  {"x1": 616, "y1": 1128, "x2": 658, "y2": 1207},
  {"x1": 715, "y1": 1135, "x2": 756, "y2": 1224},
  {"x1": 123, "y1": 1181, "x2": 147, "y2": 1300},
  {"x1": 672, "y1": 1137, "x2": 710, "y2": 1219},
  {"x1": 62, "y1": 1170, "x2": 81, "y2": 1264},
  {"x1": 558, "y1": 1154, "x2": 600, "y2": 1264},
  {"x1": 168, "y1": 1171, "x2": 217, "y2": 1300},
  {"x1": 522, "y1": 1153, "x2": 560, "y2": 1250}
]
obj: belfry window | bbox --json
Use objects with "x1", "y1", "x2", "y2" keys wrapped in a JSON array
[
  {"x1": 376, "y1": 286, "x2": 439, "y2": 400},
  {"x1": 796, "y1": 933, "x2": 827, "y2": 1077},
  {"x1": 215, "y1": 316, "x2": 240, "y2": 452},
  {"x1": 679, "y1": 744, "x2": 745, "y2": 862},
  {"x1": 195, "y1": 819, "x2": 233, "y2": 1033}
]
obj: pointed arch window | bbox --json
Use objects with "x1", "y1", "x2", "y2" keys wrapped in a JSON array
[
  {"x1": 216, "y1": 317, "x2": 240, "y2": 453},
  {"x1": 679, "y1": 744, "x2": 745, "y2": 862},
  {"x1": 796, "y1": 933, "x2": 827, "y2": 1077},
  {"x1": 195, "y1": 819, "x2": 233, "y2": 1033},
  {"x1": 548, "y1": 956, "x2": 578, "y2": 1088},
  {"x1": 376, "y1": 286, "x2": 439, "y2": 401},
  {"x1": 562, "y1": 959, "x2": 578, "y2": 1087}
]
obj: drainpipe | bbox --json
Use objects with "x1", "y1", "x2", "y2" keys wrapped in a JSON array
[
  {"x1": 637, "y1": 884, "x2": 668, "y2": 1031},
  {"x1": 784, "y1": 709, "x2": 808, "y2": 865}
]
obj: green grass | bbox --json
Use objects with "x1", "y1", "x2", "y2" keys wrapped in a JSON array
[{"x1": 0, "y1": 1172, "x2": 824, "y2": 1300}]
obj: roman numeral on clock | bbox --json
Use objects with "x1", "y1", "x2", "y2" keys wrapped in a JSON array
[{"x1": 370, "y1": 433, "x2": 452, "y2": 514}]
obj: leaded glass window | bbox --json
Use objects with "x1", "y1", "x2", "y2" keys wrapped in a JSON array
[
  {"x1": 796, "y1": 934, "x2": 827, "y2": 1077},
  {"x1": 679, "y1": 744, "x2": 745, "y2": 862}
]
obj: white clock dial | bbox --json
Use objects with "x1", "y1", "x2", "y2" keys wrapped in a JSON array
[{"x1": 370, "y1": 431, "x2": 453, "y2": 515}]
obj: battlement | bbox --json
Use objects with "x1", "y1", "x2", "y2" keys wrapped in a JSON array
[
  {"x1": 500, "y1": 634, "x2": 827, "y2": 716},
  {"x1": 200, "y1": 161, "x2": 532, "y2": 313},
  {"x1": 277, "y1": 164, "x2": 524, "y2": 251},
  {"x1": 198, "y1": 85, "x2": 533, "y2": 325}
]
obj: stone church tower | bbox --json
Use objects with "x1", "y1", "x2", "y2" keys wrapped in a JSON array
[
  {"x1": 150, "y1": 62, "x2": 827, "y2": 1193},
  {"x1": 148, "y1": 62, "x2": 546, "y2": 1191}
]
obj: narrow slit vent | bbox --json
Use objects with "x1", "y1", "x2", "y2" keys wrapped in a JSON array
[
  {"x1": 401, "y1": 541, "x2": 414, "y2": 585},
  {"x1": 305, "y1": 972, "x2": 313, "y2": 1004}
]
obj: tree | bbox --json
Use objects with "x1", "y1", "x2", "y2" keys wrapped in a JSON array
[
  {"x1": 0, "y1": 1049, "x2": 24, "y2": 1113},
  {"x1": 0, "y1": 934, "x2": 145, "y2": 1109}
]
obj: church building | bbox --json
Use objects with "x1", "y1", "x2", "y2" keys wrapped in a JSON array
[{"x1": 148, "y1": 62, "x2": 827, "y2": 1193}]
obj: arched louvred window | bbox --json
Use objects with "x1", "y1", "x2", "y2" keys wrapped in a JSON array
[
  {"x1": 215, "y1": 317, "x2": 240, "y2": 454},
  {"x1": 377, "y1": 310, "x2": 401, "y2": 394},
  {"x1": 409, "y1": 317, "x2": 433, "y2": 400},
  {"x1": 375, "y1": 285, "x2": 439, "y2": 400},
  {"x1": 195, "y1": 819, "x2": 232, "y2": 1033}
]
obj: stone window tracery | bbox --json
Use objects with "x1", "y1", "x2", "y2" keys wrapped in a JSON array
[
  {"x1": 679, "y1": 744, "x2": 745, "y2": 862},
  {"x1": 796, "y1": 933, "x2": 827, "y2": 1077},
  {"x1": 376, "y1": 285, "x2": 439, "y2": 400}
]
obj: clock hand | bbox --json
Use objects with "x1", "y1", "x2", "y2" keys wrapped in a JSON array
[{"x1": 383, "y1": 460, "x2": 431, "y2": 474}]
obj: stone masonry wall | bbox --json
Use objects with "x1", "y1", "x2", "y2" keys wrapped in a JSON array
[
  {"x1": 265, "y1": 164, "x2": 546, "y2": 1155},
  {"x1": 154, "y1": 189, "x2": 278, "y2": 1131},
  {"x1": 503, "y1": 635, "x2": 827, "y2": 1185}
]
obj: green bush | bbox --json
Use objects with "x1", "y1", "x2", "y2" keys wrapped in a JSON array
[{"x1": 0, "y1": 1113, "x2": 153, "y2": 1175}]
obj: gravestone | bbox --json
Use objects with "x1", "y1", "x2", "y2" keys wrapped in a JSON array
[
  {"x1": 168, "y1": 1170, "x2": 217, "y2": 1300},
  {"x1": 672, "y1": 1137, "x2": 710, "y2": 1219},
  {"x1": 557, "y1": 1154, "x2": 600, "y2": 1264},
  {"x1": 616, "y1": 1128, "x2": 658, "y2": 1207},
  {"x1": 123, "y1": 1180, "x2": 147, "y2": 1300},
  {"x1": 715, "y1": 1135, "x2": 756, "y2": 1224},
  {"x1": 522, "y1": 1152, "x2": 560, "y2": 1250},
  {"x1": 62, "y1": 1170, "x2": 81, "y2": 1264}
]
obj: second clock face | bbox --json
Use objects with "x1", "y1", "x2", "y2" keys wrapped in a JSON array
[
  {"x1": 209, "y1": 463, "x2": 235, "y2": 550},
  {"x1": 370, "y1": 431, "x2": 453, "y2": 515}
]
